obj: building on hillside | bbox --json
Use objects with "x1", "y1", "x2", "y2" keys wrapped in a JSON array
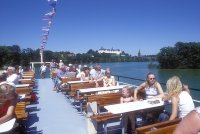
[{"x1": 98, "y1": 47, "x2": 122, "y2": 55}]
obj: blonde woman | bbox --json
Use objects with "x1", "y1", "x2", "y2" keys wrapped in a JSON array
[
  {"x1": 165, "y1": 76, "x2": 194, "y2": 120},
  {"x1": 120, "y1": 86, "x2": 136, "y2": 134},
  {"x1": 0, "y1": 82, "x2": 18, "y2": 124},
  {"x1": 158, "y1": 76, "x2": 195, "y2": 122},
  {"x1": 134, "y1": 72, "x2": 164, "y2": 124}
]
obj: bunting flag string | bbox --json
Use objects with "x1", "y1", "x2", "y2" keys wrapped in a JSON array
[{"x1": 39, "y1": 0, "x2": 58, "y2": 57}]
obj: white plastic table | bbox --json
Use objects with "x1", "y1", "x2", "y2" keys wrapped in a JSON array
[
  {"x1": 0, "y1": 118, "x2": 16, "y2": 133},
  {"x1": 18, "y1": 79, "x2": 32, "y2": 81},
  {"x1": 67, "y1": 81, "x2": 88, "y2": 84},
  {"x1": 15, "y1": 84, "x2": 30, "y2": 88},
  {"x1": 79, "y1": 85, "x2": 127, "y2": 94},
  {"x1": 104, "y1": 98, "x2": 164, "y2": 114}
]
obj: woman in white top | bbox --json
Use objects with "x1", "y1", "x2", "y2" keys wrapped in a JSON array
[
  {"x1": 134, "y1": 72, "x2": 164, "y2": 100},
  {"x1": 165, "y1": 76, "x2": 194, "y2": 120},
  {"x1": 134, "y1": 72, "x2": 164, "y2": 124}
]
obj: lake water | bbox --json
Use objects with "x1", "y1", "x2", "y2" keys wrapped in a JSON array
[{"x1": 35, "y1": 62, "x2": 200, "y2": 106}]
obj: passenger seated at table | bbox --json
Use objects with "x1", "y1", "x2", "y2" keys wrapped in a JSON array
[
  {"x1": 6, "y1": 66, "x2": 19, "y2": 85},
  {"x1": 53, "y1": 65, "x2": 68, "y2": 92},
  {"x1": 120, "y1": 86, "x2": 136, "y2": 134},
  {"x1": 76, "y1": 67, "x2": 91, "y2": 81},
  {"x1": 90, "y1": 66, "x2": 105, "y2": 87},
  {"x1": 158, "y1": 76, "x2": 194, "y2": 122},
  {"x1": 0, "y1": 81, "x2": 18, "y2": 124},
  {"x1": 103, "y1": 69, "x2": 115, "y2": 87},
  {"x1": 134, "y1": 72, "x2": 164, "y2": 100},
  {"x1": 133, "y1": 72, "x2": 164, "y2": 125},
  {"x1": 66, "y1": 64, "x2": 77, "y2": 78},
  {"x1": 17, "y1": 66, "x2": 24, "y2": 79}
]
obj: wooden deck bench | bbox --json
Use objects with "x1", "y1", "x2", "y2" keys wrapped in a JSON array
[
  {"x1": 89, "y1": 93, "x2": 121, "y2": 109},
  {"x1": 23, "y1": 71, "x2": 34, "y2": 75},
  {"x1": 144, "y1": 124, "x2": 177, "y2": 134},
  {"x1": 84, "y1": 89, "x2": 146, "y2": 134},
  {"x1": 60, "y1": 77, "x2": 81, "y2": 90},
  {"x1": 15, "y1": 102, "x2": 28, "y2": 120},
  {"x1": 16, "y1": 87, "x2": 32, "y2": 95},
  {"x1": 85, "y1": 90, "x2": 144, "y2": 111},
  {"x1": 136, "y1": 118, "x2": 181, "y2": 134},
  {"x1": 69, "y1": 81, "x2": 103, "y2": 99},
  {"x1": 19, "y1": 80, "x2": 35, "y2": 87},
  {"x1": 61, "y1": 77, "x2": 81, "y2": 83},
  {"x1": 51, "y1": 71, "x2": 57, "y2": 79},
  {"x1": 91, "y1": 112, "x2": 121, "y2": 122}
]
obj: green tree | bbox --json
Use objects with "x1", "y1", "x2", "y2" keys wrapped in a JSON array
[{"x1": 157, "y1": 47, "x2": 179, "y2": 68}]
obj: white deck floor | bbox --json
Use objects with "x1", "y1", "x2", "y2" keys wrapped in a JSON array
[{"x1": 26, "y1": 78, "x2": 87, "y2": 134}]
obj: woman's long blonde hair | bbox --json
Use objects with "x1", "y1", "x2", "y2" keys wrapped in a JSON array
[{"x1": 166, "y1": 76, "x2": 182, "y2": 99}]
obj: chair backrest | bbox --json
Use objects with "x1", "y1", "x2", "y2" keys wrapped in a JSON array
[
  {"x1": 16, "y1": 87, "x2": 32, "y2": 95},
  {"x1": 66, "y1": 72, "x2": 76, "y2": 78},
  {"x1": 62, "y1": 77, "x2": 80, "y2": 83},
  {"x1": 51, "y1": 71, "x2": 57, "y2": 78},
  {"x1": 144, "y1": 124, "x2": 177, "y2": 134},
  {"x1": 136, "y1": 118, "x2": 181, "y2": 134}
]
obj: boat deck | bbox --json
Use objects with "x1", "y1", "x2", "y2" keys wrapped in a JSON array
[{"x1": 26, "y1": 78, "x2": 87, "y2": 134}]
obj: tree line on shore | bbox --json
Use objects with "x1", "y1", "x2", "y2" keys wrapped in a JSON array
[
  {"x1": 157, "y1": 42, "x2": 200, "y2": 69},
  {"x1": 0, "y1": 45, "x2": 156, "y2": 68},
  {"x1": 0, "y1": 42, "x2": 200, "y2": 69}
]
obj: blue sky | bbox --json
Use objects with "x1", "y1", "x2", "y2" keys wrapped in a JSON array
[{"x1": 0, "y1": 0, "x2": 200, "y2": 56}]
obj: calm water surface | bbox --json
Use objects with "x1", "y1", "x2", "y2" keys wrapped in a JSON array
[
  {"x1": 35, "y1": 62, "x2": 200, "y2": 106},
  {"x1": 99, "y1": 62, "x2": 200, "y2": 106}
]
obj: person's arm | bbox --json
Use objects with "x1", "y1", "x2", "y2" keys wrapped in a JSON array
[
  {"x1": 0, "y1": 99, "x2": 16, "y2": 124},
  {"x1": 80, "y1": 72, "x2": 85, "y2": 81},
  {"x1": 120, "y1": 97, "x2": 124, "y2": 104},
  {"x1": 134, "y1": 83, "x2": 145, "y2": 101},
  {"x1": 169, "y1": 96, "x2": 179, "y2": 120},
  {"x1": 103, "y1": 77, "x2": 108, "y2": 87},
  {"x1": 57, "y1": 72, "x2": 62, "y2": 81},
  {"x1": 173, "y1": 109, "x2": 200, "y2": 134},
  {"x1": 154, "y1": 82, "x2": 164, "y2": 98},
  {"x1": 110, "y1": 76, "x2": 115, "y2": 86},
  {"x1": 130, "y1": 96, "x2": 134, "y2": 102}
]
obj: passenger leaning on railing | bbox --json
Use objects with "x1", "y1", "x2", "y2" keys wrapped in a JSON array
[
  {"x1": 133, "y1": 72, "x2": 165, "y2": 125},
  {"x1": 0, "y1": 81, "x2": 18, "y2": 124},
  {"x1": 158, "y1": 76, "x2": 195, "y2": 122}
]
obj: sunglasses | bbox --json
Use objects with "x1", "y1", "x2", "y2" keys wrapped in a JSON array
[{"x1": 149, "y1": 78, "x2": 156, "y2": 80}]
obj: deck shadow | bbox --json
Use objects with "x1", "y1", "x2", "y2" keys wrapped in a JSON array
[
  {"x1": 27, "y1": 106, "x2": 41, "y2": 113},
  {"x1": 26, "y1": 126, "x2": 43, "y2": 134},
  {"x1": 26, "y1": 113, "x2": 39, "y2": 127}
]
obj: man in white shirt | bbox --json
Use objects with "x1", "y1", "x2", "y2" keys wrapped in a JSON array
[
  {"x1": 40, "y1": 63, "x2": 47, "y2": 79},
  {"x1": 6, "y1": 66, "x2": 19, "y2": 85}
]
